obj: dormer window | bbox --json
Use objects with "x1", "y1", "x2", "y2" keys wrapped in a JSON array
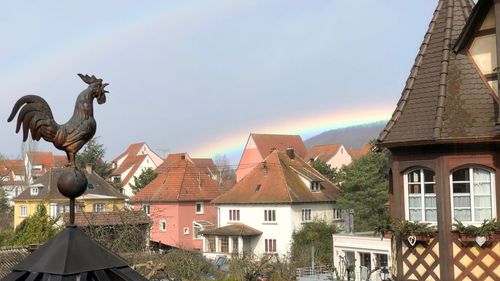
[
  {"x1": 30, "y1": 187, "x2": 39, "y2": 196},
  {"x1": 469, "y1": 6, "x2": 498, "y2": 96},
  {"x1": 310, "y1": 181, "x2": 321, "y2": 192},
  {"x1": 32, "y1": 165, "x2": 43, "y2": 171}
]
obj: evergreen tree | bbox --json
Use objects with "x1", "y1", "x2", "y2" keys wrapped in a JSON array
[
  {"x1": 75, "y1": 137, "x2": 112, "y2": 179},
  {"x1": 336, "y1": 151, "x2": 388, "y2": 232},
  {"x1": 11, "y1": 204, "x2": 60, "y2": 245},
  {"x1": 291, "y1": 220, "x2": 340, "y2": 267},
  {"x1": 310, "y1": 159, "x2": 342, "y2": 185},
  {"x1": 130, "y1": 168, "x2": 157, "y2": 194}
]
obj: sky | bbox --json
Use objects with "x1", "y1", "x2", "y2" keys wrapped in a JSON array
[{"x1": 0, "y1": 1, "x2": 437, "y2": 164}]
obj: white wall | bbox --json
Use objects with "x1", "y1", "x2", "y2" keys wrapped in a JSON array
[
  {"x1": 326, "y1": 145, "x2": 352, "y2": 170},
  {"x1": 121, "y1": 155, "x2": 158, "y2": 197}
]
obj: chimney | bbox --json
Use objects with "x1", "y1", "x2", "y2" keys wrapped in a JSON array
[
  {"x1": 180, "y1": 154, "x2": 186, "y2": 160},
  {"x1": 262, "y1": 161, "x2": 268, "y2": 177},
  {"x1": 86, "y1": 164, "x2": 93, "y2": 174},
  {"x1": 286, "y1": 148, "x2": 295, "y2": 160}
]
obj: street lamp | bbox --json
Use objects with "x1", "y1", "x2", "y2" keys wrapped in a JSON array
[{"x1": 380, "y1": 266, "x2": 390, "y2": 281}]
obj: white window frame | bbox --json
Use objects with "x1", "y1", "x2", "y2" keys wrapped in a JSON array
[
  {"x1": 160, "y1": 219, "x2": 167, "y2": 232},
  {"x1": 310, "y1": 181, "x2": 321, "y2": 192},
  {"x1": 30, "y1": 187, "x2": 39, "y2": 196},
  {"x1": 403, "y1": 168, "x2": 437, "y2": 222},
  {"x1": 19, "y1": 205, "x2": 28, "y2": 217},
  {"x1": 450, "y1": 166, "x2": 497, "y2": 225},
  {"x1": 93, "y1": 203, "x2": 105, "y2": 213},
  {"x1": 229, "y1": 209, "x2": 240, "y2": 221},
  {"x1": 264, "y1": 238, "x2": 277, "y2": 253},
  {"x1": 193, "y1": 222, "x2": 203, "y2": 239},
  {"x1": 264, "y1": 209, "x2": 276, "y2": 222},
  {"x1": 195, "y1": 202, "x2": 204, "y2": 214},
  {"x1": 301, "y1": 208, "x2": 312, "y2": 222},
  {"x1": 142, "y1": 204, "x2": 150, "y2": 215}
]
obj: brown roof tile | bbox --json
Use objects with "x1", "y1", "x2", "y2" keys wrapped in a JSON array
[
  {"x1": 200, "y1": 223, "x2": 262, "y2": 236},
  {"x1": 213, "y1": 151, "x2": 339, "y2": 204},
  {"x1": 251, "y1": 134, "x2": 307, "y2": 158},
  {"x1": 306, "y1": 144, "x2": 342, "y2": 162},
  {"x1": 378, "y1": 0, "x2": 496, "y2": 146},
  {"x1": 62, "y1": 211, "x2": 151, "y2": 227},
  {"x1": 131, "y1": 157, "x2": 224, "y2": 203},
  {"x1": 347, "y1": 144, "x2": 371, "y2": 159}
]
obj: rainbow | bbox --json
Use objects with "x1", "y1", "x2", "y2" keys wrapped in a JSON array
[{"x1": 190, "y1": 103, "x2": 393, "y2": 158}]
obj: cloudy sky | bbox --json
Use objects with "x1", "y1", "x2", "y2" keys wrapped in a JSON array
[{"x1": 1, "y1": 1, "x2": 436, "y2": 163}]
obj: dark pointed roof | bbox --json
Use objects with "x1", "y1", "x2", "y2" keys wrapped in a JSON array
[
  {"x1": 378, "y1": 0, "x2": 500, "y2": 147},
  {"x1": 2, "y1": 226, "x2": 147, "y2": 280}
]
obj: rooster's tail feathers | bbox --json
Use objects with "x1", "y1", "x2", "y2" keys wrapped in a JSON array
[{"x1": 8, "y1": 95, "x2": 58, "y2": 142}]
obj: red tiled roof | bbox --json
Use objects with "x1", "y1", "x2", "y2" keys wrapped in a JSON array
[
  {"x1": 201, "y1": 223, "x2": 262, "y2": 236},
  {"x1": 213, "y1": 151, "x2": 339, "y2": 204},
  {"x1": 112, "y1": 142, "x2": 145, "y2": 163},
  {"x1": 306, "y1": 144, "x2": 342, "y2": 162},
  {"x1": 347, "y1": 144, "x2": 371, "y2": 159},
  {"x1": 191, "y1": 158, "x2": 219, "y2": 176},
  {"x1": 27, "y1": 152, "x2": 65, "y2": 172},
  {"x1": 251, "y1": 134, "x2": 307, "y2": 159},
  {"x1": 0, "y1": 160, "x2": 25, "y2": 185},
  {"x1": 132, "y1": 157, "x2": 224, "y2": 203}
]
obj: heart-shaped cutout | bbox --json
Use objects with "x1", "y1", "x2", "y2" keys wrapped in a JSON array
[
  {"x1": 475, "y1": 236, "x2": 486, "y2": 247},
  {"x1": 407, "y1": 234, "x2": 417, "y2": 246}
]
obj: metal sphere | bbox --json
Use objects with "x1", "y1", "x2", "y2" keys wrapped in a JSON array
[{"x1": 57, "y1": 169, "x2": 88, "y2": 199}]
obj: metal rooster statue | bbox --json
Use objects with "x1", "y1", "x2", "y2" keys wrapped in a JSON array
[{"x1": 7, "y1": 74, "x2": 108, "y2": 167}]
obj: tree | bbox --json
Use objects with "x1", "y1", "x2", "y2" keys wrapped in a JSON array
[
  {"x1": 291, "y1": 220, "x2": 341, "y2": 268},
  {"x1": 9, "y1": 204, "x2": 60, "y2": 245},
  {"x1": 130, "y1": 168, "x2": 157, "y2": 194},
  {"x1": 214, "y1": 154, "x2": 236, "y2": 184},
  {"x1": 336, "y1": 151, "x2": 389, "y2": 232},
  {"x1": 75, "y1": 137, "x2": 112, "y2": 179},
  {"x1": 310, "y1": 159, "x2": 343, "y2": 185}
]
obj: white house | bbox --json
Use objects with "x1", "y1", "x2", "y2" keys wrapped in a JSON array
[
  {"x1": 202, "y1": 148, "x2": 341, "y2": 258},
  {"x1": 111, "y1": 142, "x2": 163, "y2": 197},
  {"x1": 0, "y1": 160, "x2": 26, "y2": 206},
  {"x1": 306, "y1": 144, "x2": 352, "y2": 170}
]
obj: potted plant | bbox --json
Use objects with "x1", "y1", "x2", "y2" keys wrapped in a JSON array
[
  {"x1": 374, "y1": 215, "x2": 393, "y2": 240},
  {"x1": 393, "y1": 220, "x2": 436, "y2": 247},
  {"x1": 453, "y1": 218, "x2": 499, "y2": 247}
]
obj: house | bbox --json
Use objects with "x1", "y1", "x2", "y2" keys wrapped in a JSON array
[
  {"x1": 163, "y1": 153, "x2": 219, "y2": 180},
  {"x1": 131, "y1": 153, "x2": 224, "y2": 251},
  {"x1": 110, "y1": 142, "x2": 164, "y2": 197},
  {"x1": 347, "y1": 143, "x2": 371, "y2": 159},
  {"x1": 12, "y1": 166, "x2": 126, "y2": 228},
  {"x1": 0, "y1": 160, "x2": 26, "y2": 206},
  {"x1": 377, "y1": 0, "x2": 499, "y2": 280},
  {"x1": 332, "y1": 233, "x2": 392, "y2": 281},
  {"x1": 202, "y1": 148, "x2": 341, "y2": 258},
  {"x1": 24, "y1": 151, "x2": 66, "y2": 183},
  {"x1": 306, "y1": 144, "x2": 352, "y2": 170},
  {"x1": 236, "y1": 133, "x2": 308, "y2": 182}
]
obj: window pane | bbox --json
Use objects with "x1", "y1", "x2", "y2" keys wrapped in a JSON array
[
  {"x1": 474, "y1": 195, "x2": 491, "y2": 207},
  {"x1": 409, "y1": 197, "x2": 421, "y2": 208},
  {"x1": 454, "y1": 196, "x2": 471, "y2": 208},
  {"x1": 408, "y1": 171, "x2": 420, "y2": 183},
  {"x1": 453, "y1": 183, "x2": 470, "y2": 193},
  {"x1": 475, "y1": 208, "x2": 492, "y2": 221},
  {"x1": 425, "y1": 210, "x2": 437, "y2": 222},
  {"x1": 424, "y1": 184, "x2": 435, "y2": 194},
  {"x1": 474, "y1": 182, "x2": 491, "y2": 194},
  {"x1": 453, "y1": 169, "x2": 469, "y2": 182},
  {"x1": 473, "y1": 168, "x2": 491, "y2": 182},
  {"x1": 425, "y1": 197, "x2": 436, "y2": 208},
  {"x1": 409, "y1": 209, "x2": 422, "y2": 221},
  {"x1": 409, "y1": 184, "x2": 421, "y2": 194},
  {"x1": 423, "y1": 170, "x2": 435, "y2": 182},
  {"x1": 454, "y1": 209, "x2": 471, "y2": 221}
]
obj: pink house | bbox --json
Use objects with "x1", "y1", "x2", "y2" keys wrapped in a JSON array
[{"x1": 131, "y1": 153, "x2": 224, "y2": 251}]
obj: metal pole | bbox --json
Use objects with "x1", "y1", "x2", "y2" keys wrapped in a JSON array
[{"x1": 70, "y1": 198, "x2": 75, "y2": 225}]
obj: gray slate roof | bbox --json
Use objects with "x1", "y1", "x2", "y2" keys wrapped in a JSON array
[
  {"x1": 0, "y1": 247, "x2": 29, "y2": 279},
  {"x1": 378, "y1": 0, "x2": 499, "y2": 146},
  {"x1": 13, "y1": 168, "x2": 125, "y2": 201}
]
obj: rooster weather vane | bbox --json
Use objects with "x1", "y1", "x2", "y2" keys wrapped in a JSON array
[{"x1": 7, "y1": 74, "x2": 108, "y2": 168}]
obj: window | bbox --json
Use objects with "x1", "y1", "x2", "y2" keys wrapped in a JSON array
[
  {"x1": 301, "y1": 209, "x2": 312, "y2": 221},
  {"x1": 113, "y1": 176, "x2": 121, "y2": 184},
  {"x1": 264, "y1": 209, "x2": 276, "y2": 222},
  {"x1": 451, "y1": 167, "x2": 495, "y2": 223},
  {"x1": 333, "y1": 208, "x2": 343, "y2": 220},
  {"x1": 142, "y1": 204, "x2": 150, "y2": 215},
  {"x1": 310, "y1": 181, "x2": 321, "y2": 192},
  {"x1": 229, "y1": 209, "x2": 240, "y2": 221},
  {"x1": 30, "y1": 187, "x2": 39, "y2": 196},
  {"x1": 206, "y1": 236, "x2": 216, "y2": 252},
  {"x1": 160, "y1": 220, "x2": 166, "y2": 232},
  {"x1": 87, "y1": 183, "x2": 94, "y2": 189},
  {"x1": 232, "y1": 236, "x2": 239, "y2": 253},
  {"x1": 19, "y1": 205, "x2": 28, "y2": 217},
  {"x1": 220, "y1": 237, "x2": 229, "y2": 253},
  {"x1": 265, "y1": 239, "x2": 277, "y2": 253},
  {"x1": 196, "y1": 202, "x2": 204, "y2": 214},
  {"x1": 183, "y1": 227, "x2": 190, "y2": 235},
  {"x1": 405, "y1": 168, "x2": 436, "y2": 222},
  {"x1": 93, "y1": 203, "x2": 105, "y2": 213},
  {"x1": 193, "y1": 222, "x2": 203, "y2": 239}
]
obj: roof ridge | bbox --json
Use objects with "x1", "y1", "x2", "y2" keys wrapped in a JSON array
[
  {"x1": 378, "y1": 0, "x2": 444, "y2": 142},
  {"x1": 433, "y1": 0, "x2": 455, "y2": 138}
]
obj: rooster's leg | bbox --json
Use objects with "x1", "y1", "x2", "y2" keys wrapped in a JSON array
[{"x1": 65, "y1": 151, "x2": 76, "y2": 168}]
